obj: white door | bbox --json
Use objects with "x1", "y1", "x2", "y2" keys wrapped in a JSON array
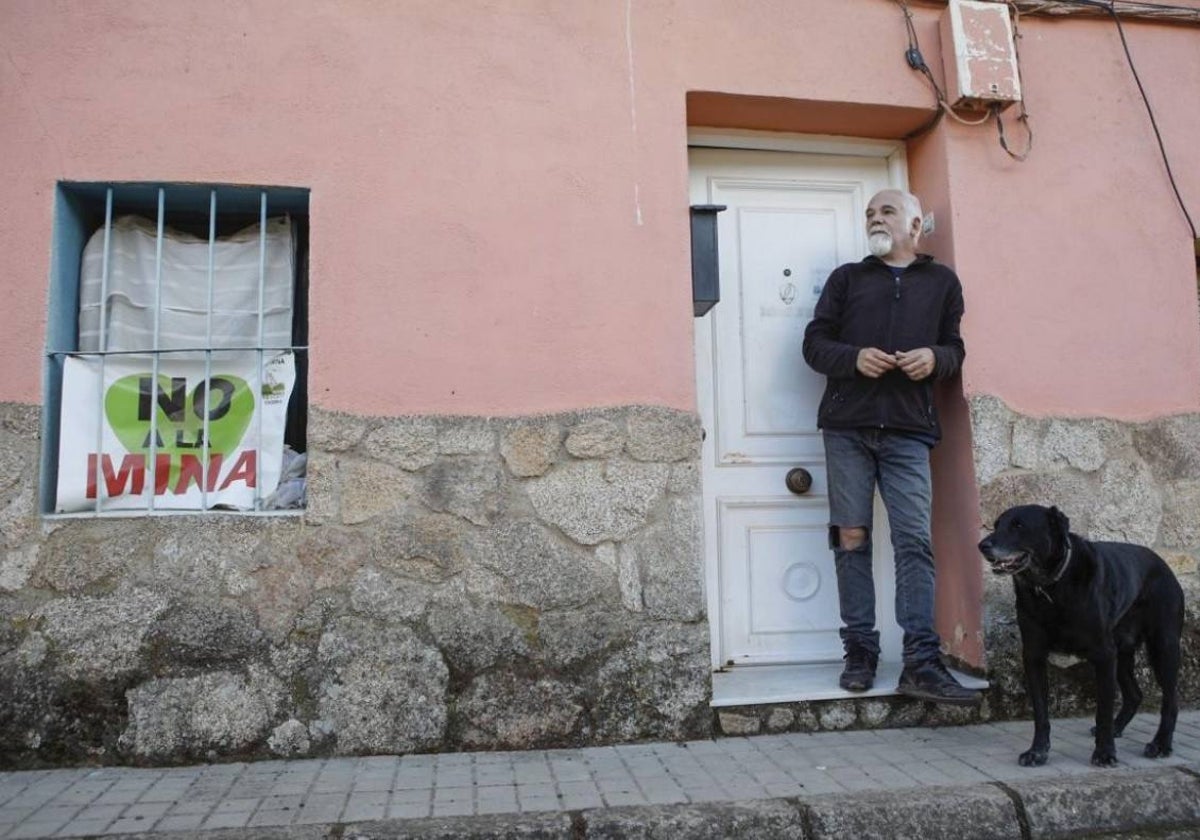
[{"x1": 691, "y1": 146, "x2": 903, "y2": 672}]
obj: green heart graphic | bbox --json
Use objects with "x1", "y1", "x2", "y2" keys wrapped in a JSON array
[{"x1": 104, "y1": 372, "x2": 254, "y2": 491}]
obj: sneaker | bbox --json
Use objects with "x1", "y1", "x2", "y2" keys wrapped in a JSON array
[
  {"x1": 898, "y1": 659, "x2": 982, "y2": 706},
  {"x1": 839, "y1": 648, "x2": 878, "y2": 692}
]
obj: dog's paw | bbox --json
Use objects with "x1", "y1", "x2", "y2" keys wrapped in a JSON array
[
  {"x1": 1018, "y1": 749, "x2": 1048, "y2": 767},
  {"x1": 1144, "y1": 741, "x2": 1172, "y2": 759},
  {"x1": 1090, "y1": 748, "x2": 1119, "y2": 767}
]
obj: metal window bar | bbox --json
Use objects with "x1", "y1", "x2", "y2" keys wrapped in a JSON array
[
  {"x1": 92, "y1": 188, "x2": 113, "y2": 514},
  {"x1": 256, "y1": 191, "x2": 267, "y2": 511},
  {"x1": 55, "y1": 346, "x2": 303, "y2": 356},
  {"x1": 202, "y1": 190, "x2": 216, "y2": 511},
  {"x1": 50, "y1": 183, "x2": 308, "y2": 516},
  {"x1": 147, "y1": 188, "x2": 165, "y2": 513}
]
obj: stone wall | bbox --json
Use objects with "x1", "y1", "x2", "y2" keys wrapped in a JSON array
[
  {"x1": 6, "y1": 393, "x2": 1198, "y2": 766},
  {"x1": 0, "y1": 403, "x2": 712, "y2": 768},
  {"x1": 970, "y1": 395, "x2": 1200, "y2": 721}
]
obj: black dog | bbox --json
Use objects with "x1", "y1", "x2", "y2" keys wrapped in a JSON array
[{"x1": 979, "y1": 504, "x2": 1184, "y2": 767}]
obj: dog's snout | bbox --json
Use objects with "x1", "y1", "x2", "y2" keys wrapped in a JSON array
[{"x1": 978, "y1": 535, "x2": 994, "y2": 555}]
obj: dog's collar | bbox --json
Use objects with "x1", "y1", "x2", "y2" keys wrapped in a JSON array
[
  {"x1": 1047, "y1": 535, "x2": 1074, "y2": 584},
  {"x1": 1033, "y1": 537, "x2": 1073, "y2": 603}
]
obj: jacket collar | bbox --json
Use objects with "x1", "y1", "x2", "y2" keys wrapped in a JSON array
[{"x1": 862, "y1": 253, "x2": 934, "y2": 269}]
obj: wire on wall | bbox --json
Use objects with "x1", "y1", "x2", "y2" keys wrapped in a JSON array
[
  {"x1": 1062, "y1": 0, "x2": 1197, "y2": 240},
  {"x1": 996, "y1": 2, "x2": 1034, "y2": 160},
  {"x1": 898, "y1": 0, "x2": 947, "y2": 140},
  {"x1": 897, "y1": 0, "x2": 1195, "y2": 237},
  {"x1": 893, "y1": 0, "x2": 1034, "y2": 159}
]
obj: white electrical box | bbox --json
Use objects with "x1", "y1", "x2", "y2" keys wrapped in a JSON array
[{"x1": 940, "y1": 0, "x2": 1022, "y2": 112}]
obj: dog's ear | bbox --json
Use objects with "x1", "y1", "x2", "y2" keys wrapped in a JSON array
[{"x1": 1048, "y1": 505, "x2": 1070, "y2": 540}]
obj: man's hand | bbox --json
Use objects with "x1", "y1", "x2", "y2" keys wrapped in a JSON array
[
  {"x1": 895, "y1": 348, "x2": 936, "y2": 380},
  {"x1": 856, "y1": 347, "x2": 898, "y2": 379}
]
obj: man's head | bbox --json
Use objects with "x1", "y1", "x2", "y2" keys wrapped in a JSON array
[{"x1": 865, "y1": 189, "x2": 923, "y2": 263}]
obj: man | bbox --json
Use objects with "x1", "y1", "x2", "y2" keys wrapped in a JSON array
[{"x1": 802, "y1": 189, "x2": 979, "y2": 706}]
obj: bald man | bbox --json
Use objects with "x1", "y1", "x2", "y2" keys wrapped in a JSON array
[{"x1": 802, "y1": 189, "x2": 978, "y2": 705}]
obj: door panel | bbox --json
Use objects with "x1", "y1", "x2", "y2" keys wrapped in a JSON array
[
  {"x1": 719, "y1": 499, "x2": 841, "y2": 663},
  {"x1": 738, "y1": 203, "x2": 839, "y2": 439},
  {"x1": 691, "y1": 147, "x2": 902, "y2": 669}
]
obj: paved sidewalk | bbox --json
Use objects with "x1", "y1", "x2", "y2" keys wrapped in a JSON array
[{"x1": 0, "y1": 710, "x2": 1198, "y2": 838}]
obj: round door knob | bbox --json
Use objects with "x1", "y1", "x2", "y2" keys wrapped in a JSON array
[{"x1": 785, "y1": 467, "x2": 813, "y2": 495}]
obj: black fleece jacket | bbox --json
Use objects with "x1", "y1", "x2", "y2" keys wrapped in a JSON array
[{"x1": 802, "y1": 254, "x2": 965, "y2": 441}]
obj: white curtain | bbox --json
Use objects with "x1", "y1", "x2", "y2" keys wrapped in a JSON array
[{"x1": 78, "y1": 214, "x2": 294, "y2": 353}]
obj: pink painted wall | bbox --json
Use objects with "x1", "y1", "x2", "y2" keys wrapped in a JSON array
[
  {"x1": 0, "y1": 1, "x2": 693, "y2": 416},
  {"x1": 1, "y1": 1, "x2": 1198, "y2": 422},
  {"x1": 948, "y1": 14, "x2": 1200, "y2": 420}
]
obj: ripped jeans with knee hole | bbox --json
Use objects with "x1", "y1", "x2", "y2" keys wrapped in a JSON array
[{"x1": 823, "y1": 428, "x2": 941, "y2": 666}]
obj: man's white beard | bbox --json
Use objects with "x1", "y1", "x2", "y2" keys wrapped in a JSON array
[{"x1": 868, "y1": 231, "x2": 893, "y2": 258}]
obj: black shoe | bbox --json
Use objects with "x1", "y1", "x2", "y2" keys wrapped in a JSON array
[
  {"x1": 898, "y1": 660, "x2": 982, "y2": 706},
  {"x1": 839, "y1": 648, "x2": 878, "y2": 692}
]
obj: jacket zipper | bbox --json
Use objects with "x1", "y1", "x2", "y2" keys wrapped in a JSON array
[{"x1": 882, "y1": 266, "x2": 902, "y2": 429}]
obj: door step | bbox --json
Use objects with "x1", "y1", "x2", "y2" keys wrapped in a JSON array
[{"x1": 711, "y1": 661, "x2": 988, "y2": 707}]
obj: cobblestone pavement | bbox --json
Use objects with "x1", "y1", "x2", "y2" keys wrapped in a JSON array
[{"x1": 0, "y1": 711, "x2": 1197, "y2": 838}]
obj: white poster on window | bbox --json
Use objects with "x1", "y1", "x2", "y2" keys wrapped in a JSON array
[{"x1": 56, "y1": 351, "x2": 295, "y2": 513}]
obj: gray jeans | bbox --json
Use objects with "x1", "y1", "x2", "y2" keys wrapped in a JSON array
[{"x1": 823, "y1": 428, "x2": 942, "y2": 665}]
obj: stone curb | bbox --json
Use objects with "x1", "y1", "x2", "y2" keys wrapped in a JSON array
[
  {"x1": 113, "y1": 765, "x2": 1200, "y2": 840},
  {"x1": 1002, "y1": 765, "x2": 1200, "y2": 838}
]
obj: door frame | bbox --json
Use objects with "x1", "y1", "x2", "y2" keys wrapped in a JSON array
[
  {"x1": 688, "y1": 129, "x2": 908, "y2": 182},
  {"x1": 688, "y1": 129, "x2": 909, "y2": 671}
]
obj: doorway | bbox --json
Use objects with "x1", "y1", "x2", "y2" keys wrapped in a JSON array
[{"x1": 690, "y1": 140, "x2": 909, "y2": 704}]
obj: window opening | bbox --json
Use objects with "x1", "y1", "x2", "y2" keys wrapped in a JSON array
[{"x1": 42, "y1": 182, "x2": 310, "y2": 515}]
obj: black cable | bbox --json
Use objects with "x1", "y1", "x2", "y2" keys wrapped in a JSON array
[
  {"x1": 893, "y1": 0, "x2": 993, "y2": 127},
  {"x1": 894, "y1": 0, "x2": 945, "y2": 108},
  {"x1": 903, "y1": 106, "x2": 945, "y2": 141},
  {"x1": 996, "y1": 3, "x2": 1033, "y2": 161},
  {"x1": 1114, "y1": 0, "x2": 1200, "y2": 11},
  {"x1": 893, "y1": 0, "x2": 950, "y2": 140},
  {"x1": 1107, "y1": 4, "x2": 1197, "y2": 239},
  {"x1": 1053, "y1": 0, "x2": 1197, "y2": 238},
  {"x1": 996, "y1": 104, "x2": 1034, "y2": 161},
  {"x1": 894, "y1": 0, "x2": 1032, "y2": 150}
]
